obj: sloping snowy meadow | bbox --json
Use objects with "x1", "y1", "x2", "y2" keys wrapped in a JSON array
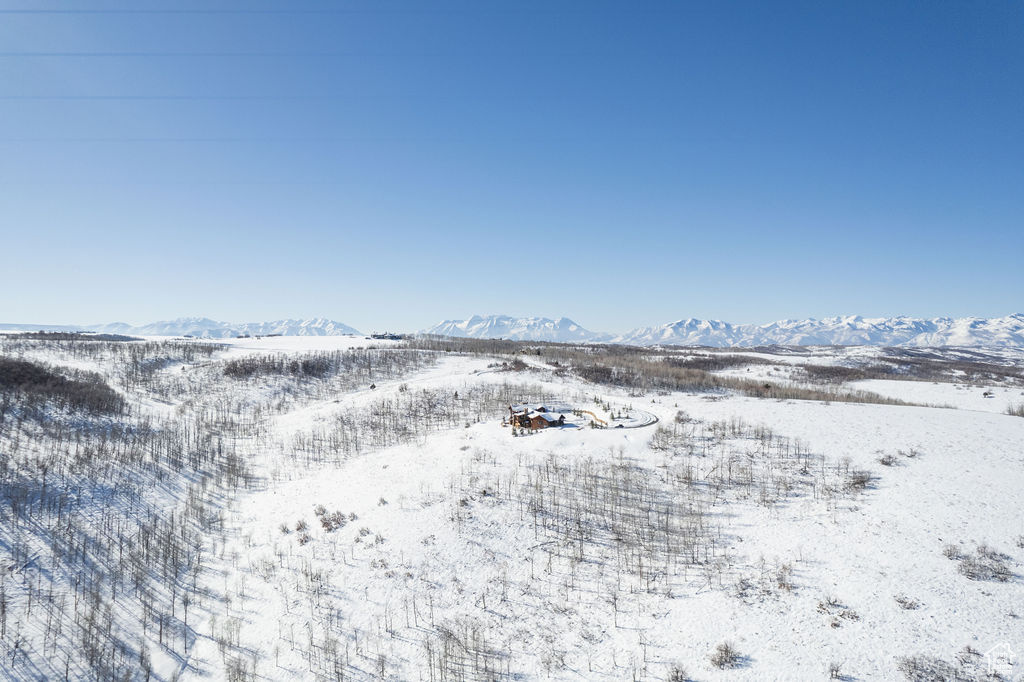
[{"x1": 1, "y1": 333, "x2": 1021, "y2": 680}]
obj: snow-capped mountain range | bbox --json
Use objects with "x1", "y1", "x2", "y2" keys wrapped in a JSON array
[
  {"x1": 424, "y1": 314, "x2": 1024, "y2": 348},
  {"x1": 0, "y1": 318, "x2": 362, "y2": 339},
  {"x1": 102, "y1": 317, "x2": 362, "y2": 338},
  {"x1": 424, "y1": 315, "x2": 606, "y2": 343},
  {"x1": 4, "y1": 314, "x2": 1024, "y2": 347}
]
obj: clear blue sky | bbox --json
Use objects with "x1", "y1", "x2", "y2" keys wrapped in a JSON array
[{"x1": 1, "y1": 1, "x2": 1021, "y2": 334}]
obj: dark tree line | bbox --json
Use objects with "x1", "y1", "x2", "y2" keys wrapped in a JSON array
[
  {"x1": 223, "y1": 348, "x2": 428, "y2": 382},
  {"x1": 0, "y1": 357, "x2": 125, "y2": 416}
]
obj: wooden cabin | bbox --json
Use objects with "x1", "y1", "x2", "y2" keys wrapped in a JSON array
[
  {"x1": 509, "y1": 404, "x2": 565, "y2": 429},
  {"x1": 529, "y1": 413, "x2": 565, "y2": 429}
]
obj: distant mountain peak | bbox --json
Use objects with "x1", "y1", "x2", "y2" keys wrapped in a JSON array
[
  {"x1": 418, "y1": 313, "x2": 1024, "y2": 347},
  {"x1": 614, "y1": 314, "x2": 1024, "y2": 348},
  {"x1": 90, "y1": 317, "x2": 362, "y2": 338},
  {"x1": 4, "y1": 313, "x2": 1022, "y2": 348},
  {"x1": 422, "y1": 314, "x2": 606, "y2": 343}
]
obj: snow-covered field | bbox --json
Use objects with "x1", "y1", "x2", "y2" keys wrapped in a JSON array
[
  {"x1": 1, "y1": 335, "x2": 1022, "y2": 681},
  {"x1": 849, "y1": 379, "x2": 1024, "y2": 415}
]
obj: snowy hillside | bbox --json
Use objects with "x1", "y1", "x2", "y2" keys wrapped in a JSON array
[
  {"x1": 615, "y1": 313, "x2": 1024, "y2": 348},
  {"x1": 2, "y1": 334, "x2": 1021, "y2": 681},
  {"x1": 424, "y1": 314, "x2": 608, "y2": 342}
]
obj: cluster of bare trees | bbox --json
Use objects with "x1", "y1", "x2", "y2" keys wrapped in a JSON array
[
  {"x1": 218, "y1": 349, "x2": 435, "y2": 408},
  {"x1": 404, "y1": 336, "x2": 920, "y2": 405},
  {"x1": 407, "y1": 335, "x2": 1024, "y2": 398},
  {"x1": 0, "y1": 393, "x2": 250, "y2": 679},
  {"x1": 0, "y1": 334, "x2": 452, "y2": 679},
  {"x1": 289, "y1": 381, "x2": 558, "y2": 466},
  {"x1": 0, "y1": 330, "x2": 918, "y2": 679},
  {"x1": 0, "y1": 357, "x2": 125, "y2": 416},
  {"x1": 648, "y1": 412, "x2": 875, "y2": 509},
  {"x1": 0, "y1": 334, "x2": 220, "y2": 390},
  {"x1": 223, "y1": 349, "x2": 428, "y2": 382},
  {"x1": 0, "y1": 338, "x2": 261, "y2": 678},
  {"x1": 411, "y1": 412, "x2": 877, "y2": 677},
  {"x1": 569, "y1": 352, "x2": 916, "y2": 404}
]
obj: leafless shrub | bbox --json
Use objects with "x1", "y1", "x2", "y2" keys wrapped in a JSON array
[
  {"x1": 956, "y1": 645, "x2": 980, "y2": 667},
  {"x1": 845, "y1": 469, "x2": 876, "y2": 492},
  {"x1": 977, "y1": 543, "x2": 1004, "y2": 560},
  {"x1": 878, "y1": 452, "x2": 899, "y2": 466},
  {"x1": 894, "y1": 595, "x2": 921, "y2": 610},
  {"x1": 895, "y1": 654, "x2": 968, "y2": 681},
  {"x1": 943, "y1": 544, "x2": 962, "y2": 560},
  {"x1": 947, "y1": 543, "x2": 1012, "y2": 582},
  {"x1": 710, "y1": 641, "x2": 741, "y2": 669},
  {"x1": 817, "y1": 594, "x2": 847, "y2": 617},
  {"x1": 505, "y1": 358, "x2": 529, "y2": 372},
  {"x1": 776, "y1": 563, "x2": 794, "y2": 592},
  {"x1": 319, "y1": 511, "x2": 346, "y2": 532},
  {"x1": 666, "y1": 663, "x2": 689, "y2": 681}
]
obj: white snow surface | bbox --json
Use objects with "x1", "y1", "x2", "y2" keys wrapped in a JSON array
[
  {"x1": 3, "y1": 336, "x2": 1023, "y2": 681},
  {"x1": 191, "y1": 343, "x2": 1024, "y2": 680},
  {"x1": 193, "y1": 341, "x2": 1024, "y2": 679},
  {"x1": 850, "y1": 379, "x2": 1024, "y2": 414}
]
